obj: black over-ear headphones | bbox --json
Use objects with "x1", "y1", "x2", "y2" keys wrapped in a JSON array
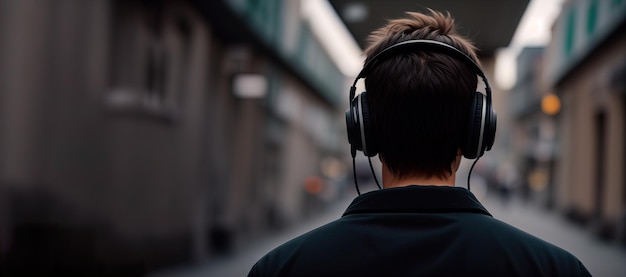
[{"x1": 345, "y1": 39, "x2": 496, "y2": 160}]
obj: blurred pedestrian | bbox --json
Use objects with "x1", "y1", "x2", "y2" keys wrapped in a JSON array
[{"x1": 249, "y1": 9, "x2": 590, "y2": 277}]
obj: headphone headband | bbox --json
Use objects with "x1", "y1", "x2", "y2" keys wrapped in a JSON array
[
  {"x1": 352, "y1": 40, "x2": 491, "y2": 102},
  {"x1": 359, "y1": 40, "x2": 483, "y2": 78}
]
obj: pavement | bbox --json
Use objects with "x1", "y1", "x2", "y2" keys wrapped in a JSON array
[{"x1": 150, "y1": 188, "x2": 626, "y2": 277}]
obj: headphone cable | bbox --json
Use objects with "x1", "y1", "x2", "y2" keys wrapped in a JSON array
[
  {"x1": 467, "y1": 157, "x2": 481, "y2": 191},
  {"x1": 352, "y1": 156, "x2": 361, "y2": 195}
]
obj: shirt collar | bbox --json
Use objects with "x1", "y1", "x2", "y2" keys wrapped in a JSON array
[{"x1": 342, "y1": 185, "x2": 492, "y2": 217}]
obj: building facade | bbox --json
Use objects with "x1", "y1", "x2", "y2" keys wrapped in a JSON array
[
  {"x1": 0, "y1": 0, "x2": 347, "y2": 274},
  {"x1": 545, "y1": 0, "x2": 626, "y2": 243},
  {"x1": 509, "y1": 47, "x2": 562, "y2": 206}
]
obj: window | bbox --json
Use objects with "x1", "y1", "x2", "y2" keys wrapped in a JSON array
[{"x1": 106, "y1": 1, "x2": 192, "y2": 122}]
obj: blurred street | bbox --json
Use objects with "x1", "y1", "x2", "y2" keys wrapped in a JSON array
[{"x1": 151, "y1": 188, "x2": 626, "y2": 277}]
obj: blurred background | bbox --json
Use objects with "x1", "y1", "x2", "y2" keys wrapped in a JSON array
[{"x1": 0, "y1": 0, "x2": 625, "y2": 276}]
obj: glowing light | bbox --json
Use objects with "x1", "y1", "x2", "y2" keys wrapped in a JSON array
[
  {"x1": 304, "y1": 176, "x2": 324, "y2": 195},
  {"x1": 541, "y1": 93, "x2": 561, "y2": 115}
]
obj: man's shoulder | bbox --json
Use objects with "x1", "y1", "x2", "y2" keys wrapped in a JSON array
[
  {"x1": 465, "y1": 214, "x2": 589, "y2": 273},
  {"x1": 465, "y1": 214, "x2": 567, "y2": 249},
  {"x1": 248, "y1": 219, "x2": 349, "y2": 276}
]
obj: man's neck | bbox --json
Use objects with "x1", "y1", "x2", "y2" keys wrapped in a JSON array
[{"x1": 382, "y1": 164, "x2": 456, "y2": 189}]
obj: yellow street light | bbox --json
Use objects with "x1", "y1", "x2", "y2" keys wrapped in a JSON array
[{"x1": 541, "y1": 93, "x2": 561, "y2": 116}]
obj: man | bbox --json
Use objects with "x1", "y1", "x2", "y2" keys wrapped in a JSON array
[{"x1": 248, "y1": 9, "x2": 590, "y2": 277}]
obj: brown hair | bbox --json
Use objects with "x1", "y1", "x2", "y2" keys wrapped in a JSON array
[{"x1": 363, "y1": 9, "x2": 480, "y2": 179}]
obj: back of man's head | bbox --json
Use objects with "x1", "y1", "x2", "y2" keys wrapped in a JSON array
[{"x1": 363, "y1": 9, "x2": 480, "y2": 180}]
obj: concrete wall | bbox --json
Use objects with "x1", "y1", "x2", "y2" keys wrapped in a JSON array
[{"x1": 554, "y1": 32, "x2": 626, "y2": 239}]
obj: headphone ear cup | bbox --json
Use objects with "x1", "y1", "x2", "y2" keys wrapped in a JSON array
[
  {"x1": 359, "y1": 92, "x2": 377, "y2": 157},
  {"x1": 345, "y1": 98, "x2": 362, "y2": 151},
  {"x1": 484, "y1": 109, "x2": 497, "y2": 152},
  {"x1": 463, "y1": 92, "x2": 485, "y2": 159}
]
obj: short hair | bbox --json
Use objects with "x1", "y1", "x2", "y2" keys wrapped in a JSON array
[{"x1": 363, "y1": 9, "x2": 480, "y2": 179}]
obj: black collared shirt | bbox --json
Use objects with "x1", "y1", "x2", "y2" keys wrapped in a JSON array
[{"x1": 249, "y1": 186, "x2": 590, "y2": 277}]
